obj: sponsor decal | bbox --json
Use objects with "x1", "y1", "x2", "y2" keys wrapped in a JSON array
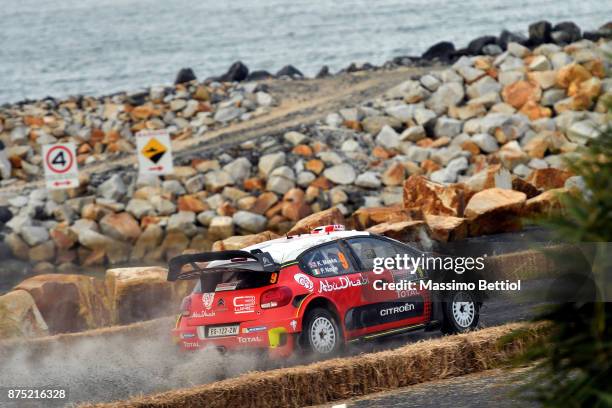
[
  {"x1": 183, "y1": 341, "x2": 199, "y2": 348},
  {"x1": 243, "y1": 326, "x2": 267, "y2": 334},
  {"x1": 318, "y1": 275, "x2": 368, "y2": 293},
  {"x1": 290, "y1": 320, "x2": 297, "y2": 331},
  {"x1": 180, "y1": 333, "x2": 196, "y2": 339},
  {"x1": 216, "y1": 282, "x2": 238, "y2": 291},
  {"x1": 238, "y1": 336, "x2": 262, "y2": 344},
  {"x1": 202, "y1": 292, "x2": 215, "y2": 309},
  {"x1": 217, "y1": 298, "x2": 225, "y2": 307},
  {"x1": 233, "y1": 295, "x2": 256, "y2": 314},
  {"x1": 380, "y1": 302, "x2": 415, "y2": 317},
  {"x1": 294, "y1": 273, "x2": 314, "y2": 291},
  {"x1": 191, "y1": 310, "x2": 215, "y2": 318}
]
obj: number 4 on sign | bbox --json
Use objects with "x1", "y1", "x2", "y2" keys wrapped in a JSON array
[{"x1": 42, "y1": 143, "x2": 80, "y2": 190}]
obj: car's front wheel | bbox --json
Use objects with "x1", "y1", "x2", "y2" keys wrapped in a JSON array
[
  {"x1": 441, "y1": 290, "x2": 480, "y2": 334},
  {"x1": 301, "y1": 308, "x2": 343, "y2": 356}
]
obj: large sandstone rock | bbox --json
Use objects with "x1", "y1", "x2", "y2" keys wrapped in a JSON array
[
  {"x1": 212, "y1": 231, "x2": 280, "y2": 251},
  {"x1": 425, "y1": 214, "x2": 468, "y2": 242},
  {"x1": 527, "y1": 168, "x2": 573, "y2": 190},
  {"x1": 464, "y1": 188, "x2": 526, "y2": 236},
  {"x1": 464, "y1": 165, "x2": 512, "y2": 192},
  {"x1": 105, "y1": 267, "x2": 194, "y2": 325},
  {"x1": 523, "y1": 188, "x2": 568, "y2": 216},
  {"x1": 403, "y1": 175, "x2": 466, "y2": 218},
  {"x1": 15, "y1": 274, "x2": 110, "y2": 333},
  {"x1": 367, "y1": 220, "x2": 426, "y2": 242},
  {"x1": 287, "y1": 207, "x2": 345, "y2": 235},
  {"x1": 0, "y1": 290, "x2": 49, "y2": 339},
  {"x1": 352, "y1": 204, "x2": 410, "y2": 230}
]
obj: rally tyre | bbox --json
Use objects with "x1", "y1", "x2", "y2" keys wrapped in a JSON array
[
  {"x1": 301, "y1": 308, "x2": 343, "y2": 356},
  {"x1": 441, "y1": 290, "x2": 480, "y2": 335}
]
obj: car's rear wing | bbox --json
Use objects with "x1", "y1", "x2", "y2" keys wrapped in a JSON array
[{"x1": 167, "y1": 250, "x2": 279, "y2": 281}]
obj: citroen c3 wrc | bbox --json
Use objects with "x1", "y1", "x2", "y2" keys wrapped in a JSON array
[{"x1": 169, "y1": 225, "x2": 481, "y2": 358}]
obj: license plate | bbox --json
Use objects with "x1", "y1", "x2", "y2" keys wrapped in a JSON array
[{"x1": 207, "y1": 325, "x2": 239, "y2": 338}]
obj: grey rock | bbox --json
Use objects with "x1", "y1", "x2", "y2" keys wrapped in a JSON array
[
  {"x1": 323, "y1": 163, "x2": 357, "y2": 185},
  {"x1": 297, "y1": 171, "x2": 316, "y2": 187},
  {"x1": 258, "y1": 152, "x2": 286, "y2": 176},
  {"x1": 472, "y1": 133, "x2": 499, "y2": 153},
  {"x1": 162, "y1": 179, "x2": 186, "y2": 197},
  {"x1": 214, "y1": 106, "x2": 244, "y2": 122},
  {"x1": 376, "y1": 125, "x2": 400, "y2": 150},
  {"x1": 284, "y1": 131, "x2": 308, "y2": 146},
  {"x1": 184, "y1": 174, "x2": 206, "y2": 194},
  {"x1": 414, "y1": 108, "x2": 437, "y2": 126},
  {"x1": 223, "y1": 157, "x2": 252, "y2": 182},
  {"x1": 98, "y1": 174, "x2": 126, "y2": 201},
  {"x1": 426, "y1": 82, "x2": 464, "y2": 114},
  {"x1": 434, "y1": 117, "x2": 463, "y2": 138},
  {"x1": 196, "y1": 210, "x2": 216, "y2": 227},
  {"x1": 513, "y1": 164, "x2": 532, "y2": 177},
  {"x1": 355, "y1": 172, "x2": 382, "y2": 188},
  {"x1": 167, "y1": 211, "x2": 196, "y2": 234},
  {"x1": 401, "y1": 145, "x2": 430, "y2": 163},
  {"x1": 126, "y1": 198, "x2": 156, "y2": 219},
  {"x1": 466, "y1": 76, "x2": 501, "y2": 99},
  {"x1": 400, "y1": 125, "x2": 426, "y2": 142},
  {"x1": 204, "y1": 170, "x2": 235, "y2": 191},
  {"x1": 20, "y1": 226, "x2": 49, "y2": 247},
  {"x1": 233, "y1": 211, "x2": 267, "y2": 233}
]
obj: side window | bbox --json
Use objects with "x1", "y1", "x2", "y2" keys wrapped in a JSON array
[
  {"x1": 300, "y1": 242, "x2": 353, "y2": 277},
  {"x1": 345, "y1": 237, "x2": 399, "y2": 271}
]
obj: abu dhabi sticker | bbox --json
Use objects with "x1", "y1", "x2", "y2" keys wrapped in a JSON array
[
  {"x1": 294, "y1": 273, "x2": 314, "y2": 291},
  {"x1": 202, "y1": 293, "x2": 215, "y2": 309}
]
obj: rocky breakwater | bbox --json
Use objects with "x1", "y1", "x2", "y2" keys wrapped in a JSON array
[
  {"x1": 0, "y1": 36, "x2": 609, "y2": 274},
  {"x1": 0, "y1": 66, "x2": 278, "y2": 185},
  {"x1": 0, "y1": 33, "x2": 609, "y2": 339}
]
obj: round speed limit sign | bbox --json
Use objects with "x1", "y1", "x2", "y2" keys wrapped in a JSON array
[{"x1": 42, "y1": 143, "x2": 79, "y2": 190}]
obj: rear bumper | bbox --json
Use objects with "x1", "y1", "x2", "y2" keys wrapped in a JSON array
[{"x1": 172, "y1": 316, "x2": 298, "y2": 358}]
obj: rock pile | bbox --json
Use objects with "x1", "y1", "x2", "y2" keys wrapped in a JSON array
[
  {"x1": 0, "y1": 79, "x2": 277, "y2": 184},
  {"x1": 0, "y1": 36, "x2": 608, "y2": 277}
]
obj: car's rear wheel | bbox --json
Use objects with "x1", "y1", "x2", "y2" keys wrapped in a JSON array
[
  {"x1": 301, "y1": 308, "x2": 343, "y2": 356},
  {"x1": 441, "y1": 290, "x2": 480, "y2": 334}
]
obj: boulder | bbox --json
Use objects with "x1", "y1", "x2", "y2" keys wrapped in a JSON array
[
  {"x1": 323, "y1": 163, "x2": 357, "y2": 185},
  {"x1": 219, "y1": 61, "x2": 249, "y2": 82},
  {"x1": 287, "y1": 207, "x2": 345, "y2": 235},
  {"x1": 131, "y1": 224, "x2": 163, "y2": 261},
  {"x1": 212, "y1": 231, "x2": 280, "y2": 251},
  {"x1": 528, "y1": 20, "x2": 552, "y2": 45},
  {"x1": 0, "y1": 290, "x2": 49, "y2": 339},
  {"x1": 99, "y1": 212, "x2": 141, "y2": 242},
  {"x1": 464, "y1": 165, "x2": 512, "y2": 192},
  {"x1": 403, "y1": 175, "x2": 466, "y2": 217},
  {"x1": 464, "y1": 188, "x2": 526, "y2": 236},
  {"x1": 208, "y1": 216, "x2": 235, "y2": 239},
  {"x1": 501, "y1": 80, "x2": 541, "y2": 109},
  {"x1": 527, "y1": 168, "x2": 573, "y2": 190},
  {"x1": 233, "y1": 210, "x2": 268, "y2": 233},
  {"x1": 174, "y1": 68, "x2": 197, "y2": 84},
  {"x1": 352, "y1": 204, "x2": 410, "y2": 230},
  {"x1": 523, "y1": 188, "x2": 567, "y2": 216},
  {"x1": 425, "y1": 214, "x2": 468, "y2": 242},
  {"x1": 15, "y1": 274, "x2": 110, "y2": 333},
  {"x1": 367, "y1": 220, "x2": 426, "y2": 242},
  {"x1": 422, "y1": 41, "x2": 456, "y2": 61},
  {"x1": 105, "y1": 267, "x2": 194, "y2": 325}
]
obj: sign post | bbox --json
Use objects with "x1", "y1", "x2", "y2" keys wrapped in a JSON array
[
  {"x1": 42, "y1": 143, "x2": 79, "y2": 190},
  {"x1": 136, "y1": 130, "x2": 174, "y2": 175}
]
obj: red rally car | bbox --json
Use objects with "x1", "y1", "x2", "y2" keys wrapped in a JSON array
[{"x1": 169, "y1": 225, "x2": 480, "y2": 358}]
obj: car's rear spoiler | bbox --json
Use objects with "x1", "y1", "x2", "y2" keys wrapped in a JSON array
[{"x1": 167, "y1": 250, "x2": 279, "y2": 281}]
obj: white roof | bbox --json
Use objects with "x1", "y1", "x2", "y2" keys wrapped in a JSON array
[{"x1": 244, "y1": 230, "x2": 371, "y2": 264}]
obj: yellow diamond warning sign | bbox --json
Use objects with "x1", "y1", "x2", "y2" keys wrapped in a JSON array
[
  {"x1": 136, "y1": 130, "x2": 174, "y2": 175},
  {"x1": 141, "y1": 137, "x2": 167, "y2": 164}
]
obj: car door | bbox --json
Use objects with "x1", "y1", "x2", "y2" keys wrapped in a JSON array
[
  {"x1": 343, "y1": 236, "x2": 430, "y2": 336},
  {"x1": 298, "y1": 240, "x2": 366, "y2": 332}
]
